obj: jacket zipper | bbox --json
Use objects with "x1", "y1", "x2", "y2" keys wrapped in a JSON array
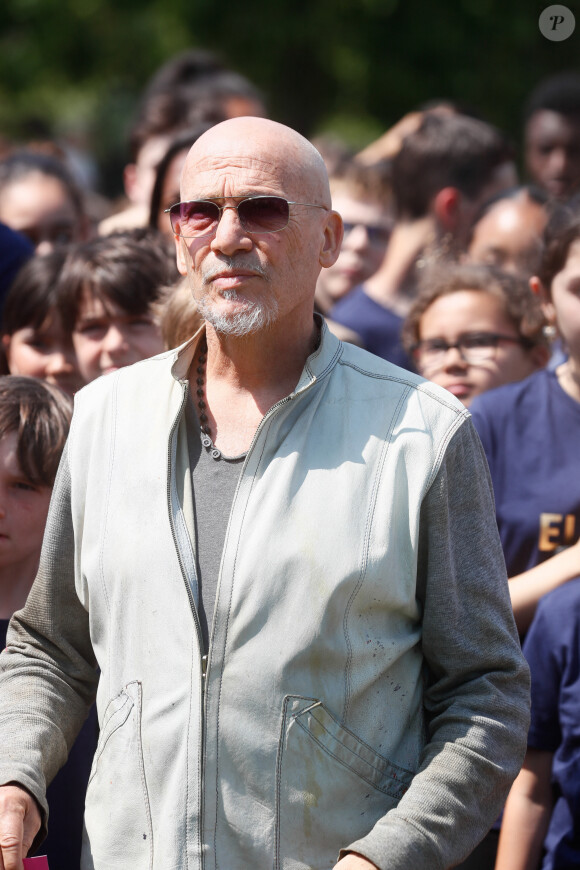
[
  {"x1": 166, "y1": 379, "x2": 206, "y2": 869},
  {"x1": 166, "y1": 381, "x2": 204, "y2": 644},
  {"x1": 240, "y1": 393, "x2": 294, "y2": 469},
  {"x1": 168, "y1": 373, "x2": 312, "y2": 867}
]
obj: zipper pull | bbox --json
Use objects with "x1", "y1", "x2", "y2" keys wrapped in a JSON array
[{"x1": 201, "y1": 654, "x2": 208, "y2": 679}]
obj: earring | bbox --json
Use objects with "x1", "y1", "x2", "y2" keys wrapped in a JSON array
[{"x1": 542, "y1": 324, "x2": 557, "y2": 340}]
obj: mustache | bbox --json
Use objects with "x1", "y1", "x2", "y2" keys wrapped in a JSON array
[{"x1": 201, "y1": 258, "x2": 269, "y2": 286}]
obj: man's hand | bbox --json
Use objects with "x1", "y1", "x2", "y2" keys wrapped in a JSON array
[
  {"x1": 0, "y1": 785, "x2": 41, "y2": 870},
  {"x1": 333, "y1": 853, "x2": 380, "y2": 870}
]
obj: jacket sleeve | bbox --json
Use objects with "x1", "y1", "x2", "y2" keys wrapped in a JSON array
[
  {"x1": 343, "y1": 418, "x2": 531, "y2": 870},
  {"x1": 0, "y1": 439, "x2": 98, "y2": 848}
]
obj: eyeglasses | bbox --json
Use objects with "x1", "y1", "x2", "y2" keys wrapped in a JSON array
[
  {"x1": 165, "y1": 196, "x2": 328, "y2": 238},
  {"x1": 342, "y1": 221, "x2": 391, "y2": 247},
  {"x1": 412, "y1": 331, "x2": 530, "y2": 371}
]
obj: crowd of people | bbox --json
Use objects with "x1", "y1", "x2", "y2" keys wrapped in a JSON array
[{"x1": 0, "y1": 50, "x2": 577, "y2": 870}]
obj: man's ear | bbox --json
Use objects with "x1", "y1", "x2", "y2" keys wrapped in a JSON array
[
  {"x1": 432, "y1": 187, "x2": 461, "y2": 232},
  {"x1": 175, "y1": 236, "x2": 189, "y2": 277},
  {"x1": 319, "y1": 210, "x2": 344, "y2": 268},
  {"x1": 530, "y1": 275, "x2": 556, "y2": 324}
]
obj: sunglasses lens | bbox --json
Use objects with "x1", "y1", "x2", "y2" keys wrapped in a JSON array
[
  {"x1": 367, "y1": 226, "x2": 391, "y2": 246},
  {"x1": 239, "y1": 197, "x2": 289, "y2": 233},
  {"x1": 171, "y1": 201, "x2": 220, "y2": 237},
  {"x1": 169, "y1": 196, "x2": 291, "y2": 236},
  {"x1": 343, "y1": 221, "x2": 391, "y2": 247}
]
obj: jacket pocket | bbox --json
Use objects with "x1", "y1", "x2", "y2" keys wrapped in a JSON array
[
  {"x1": 274, "y1": 695, "x2": 414, "y2": 870},
  {"x1": 83, "y1": 681, "x2": 153, "y2": 870}
]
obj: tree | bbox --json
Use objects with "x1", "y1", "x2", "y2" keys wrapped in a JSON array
[{"x1": 0, "y1": 0, "x2": 576, "y2": 194}]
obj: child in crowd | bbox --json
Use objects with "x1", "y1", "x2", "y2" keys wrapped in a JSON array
[
  {"x1": 495, "y1": 577, "x2": 580, "y2": 870},
  {"x1": 523, "y1": 71, "x2": 580, "y2": 200},
  {"x1": 0, "y1": 376, "x2": 70, "y2": 622},
  {"x1": 58, "y1": 229, "x2": 173, "y2": 382},
  {"x1": 0, "y1": 249, "x2": 84, "y2": 396},
  {"x1": 314, "y1": 161, "x2": 393, "y2": 314},
  {"x1": 0, "y1": 150, "x2": 90, "y2": 253},
  {"x1": 314, "y1": 160, "x2": 393, "y2": 349},
  {"x1": 467, "y1": 185, "x2": 549, "y2": 278},
  {"x1": 100, "y1": 52, "x2": 264, "y2": 234},
  {"x1": 470, "y1": 203, "x2": 580, "y2": 569},
  {"x1": 331, "y1": 114, "x2": 517, "y2": 369},
  {"x1": 402, "y1": 263, "x2": 549, "y2": 408},
  {"x1": 0, "y1": 376, "x2": 95, "y2": 870},
  {"x1": 454, "y1": 206, "x2": 580, "y2": 870},
  {"x1": 469, "y1": 202, "x2": 580, "y2": 631}
]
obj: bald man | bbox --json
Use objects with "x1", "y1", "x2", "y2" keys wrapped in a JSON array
[{"x1": 0, "y1": 118, "x2": 529, "y2": 870}]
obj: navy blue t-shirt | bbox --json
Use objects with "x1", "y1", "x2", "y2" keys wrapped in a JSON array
[
  {"x1": 0, "y1": 222, "x2": 33, "y2": 318},
  {"x1": 330, "y1": 285, "x2": 414, "y2": 370},
  {"x1": 1, "y1": 619, "x2": 98, "y2": 870},
  {"x1": 470, "y1": 369, "x2": 580, "y2": 576},
  {"x1": 524, "y1": 579, "x2": 580, "y2": 869}
]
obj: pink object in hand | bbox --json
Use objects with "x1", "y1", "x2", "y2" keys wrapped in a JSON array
[{"x1": 23, "y1": 858, "x2": 49, "y2": 869}]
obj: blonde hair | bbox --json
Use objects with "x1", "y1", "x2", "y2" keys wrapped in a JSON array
[{"x1": 157, "y1": 280, "x2": 204, "y2": 349}]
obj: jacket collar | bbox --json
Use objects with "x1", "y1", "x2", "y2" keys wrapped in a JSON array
[{"x1": 169, "y1": 313, "x2": 343, "y2": 391}]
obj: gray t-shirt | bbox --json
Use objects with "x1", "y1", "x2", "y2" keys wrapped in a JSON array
[{"x1": 185, "y1": 397, "x2": 244, "y2": 650}]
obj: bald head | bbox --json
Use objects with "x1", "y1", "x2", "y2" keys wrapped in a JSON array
[
  {"x1": 180, "y1": 117, "x2": 331, "y2": 206},
  {"x1": 174, "y1": 117, "x2": 344, "y2": 342}
]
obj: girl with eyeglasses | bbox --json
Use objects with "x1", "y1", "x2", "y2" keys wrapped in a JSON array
[{"x1": 402, "y1": 262, "x2": 549, "y2": 408}]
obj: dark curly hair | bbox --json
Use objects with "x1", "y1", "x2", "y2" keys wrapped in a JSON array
[{"x1": 402, "y1": 263, "x2": 548, "y2": 356}]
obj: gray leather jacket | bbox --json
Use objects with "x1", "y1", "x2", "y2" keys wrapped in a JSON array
[{"x1": 0, "y1": 323, "x2": 530, "y2": 870}]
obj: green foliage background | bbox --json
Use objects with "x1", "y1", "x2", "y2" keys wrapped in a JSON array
[{"x1": 0, "y1": 0, "x2": 578, "y2": 193}]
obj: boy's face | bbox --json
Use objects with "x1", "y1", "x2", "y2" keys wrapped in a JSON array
[
  {"x1": 72, "y1": 290, "x2": 164, "y2": 382},
  {"x1": 525, "y1": 110, "x2": 580, "y2": 199},
  {"x1": 0, "y1": 431, "x2": 52, "y2": 584},
  {"x1": 316, "y1": 193, "x2": 393, "y2": 306}
]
